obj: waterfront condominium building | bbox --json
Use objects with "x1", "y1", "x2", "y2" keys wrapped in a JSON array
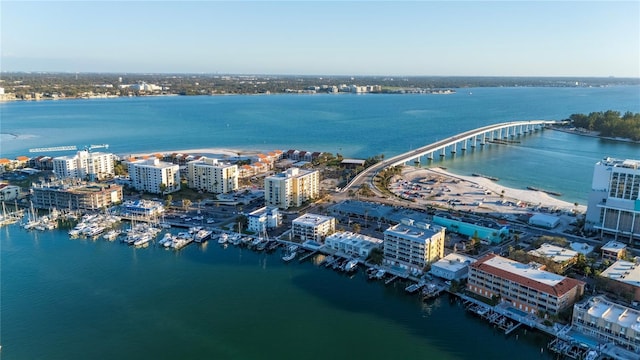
[
  {"x1": 383, "y1": 219, "x2": 445, "y2": 273},
  {"x1": 571, "y1": 296, "x2": 640, "y2": 352},
  {"x1": 187, "y1": 157, "x2": 238, "y2": 194},
  {"x1": 324, "y1": 231, "x2": 383, "y2": 258},
  {"x1": 600, "y1": 259, "x2": 640, "y2": 302},
  {"x1": 264, "y1": 168, "x2": 319, "y2": 209},
  {"x1": 247, "y1": 206, "x2": 281, "y2": 233},
  {"x1": 53, "y1": 150, "x2": 115, "y2": 181},
  {"x1": 291, "y1": 213, "x2": 336, "y2": 242},
  {"x1": 585, "y1": 157, "x2": 640, "y2": 243},
  {"x1": 31, "y1": 180, "x2": 123, "y2": 211},
  {"x1": 127, "y1": 158, "x2": 180, "y2": 194},
  {"x1": 467, "y1": 253, "x2": 585, "y2": 315}
]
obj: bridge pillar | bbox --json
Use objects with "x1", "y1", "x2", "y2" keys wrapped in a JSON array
[
  {"x1": 427, "y1": 152, "x2": 433, "y2": 160},
  {"x1": 440, "y1": 148, "x2": 446, "y2": 157},
  {"x1": 461, "y1": 140, "x2": 467, "y2": 151},
  {"x1": 471, "y1": 135, "x2": 476, "y2": 148},
  {"x1": 451, "y1": 142, "x2": 456, "y2": 154}
]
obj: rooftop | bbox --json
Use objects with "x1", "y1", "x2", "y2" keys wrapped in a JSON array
[
  {"x1": 292, "y1": 213, "x2": 334, "y2": 226},
  {"x1": 601, "y1": 259, "x2": 640, "y2": 287},
  {"x1": 528, "y1": 243, "x2": 579, "y2": 264},
  {"x1": 384, "y1": 222, "x2": 444, "y2": 243},
  {"x1": 579, "y1": 296, "x2": 640, "y2": 331},
  {"x1": 472, "y1": 253, "x2": 584, "y2": 297},
  {"x1": 432, "y1": 253, "x2": 477, "y2": 272},
  {"x1": 602, "y1": 240, "x2": 627, "y2": 253}
]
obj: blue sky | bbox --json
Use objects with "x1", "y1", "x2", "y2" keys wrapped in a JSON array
[{"x1": 2, "y1": 1, "x2": 639, "y2": 77}]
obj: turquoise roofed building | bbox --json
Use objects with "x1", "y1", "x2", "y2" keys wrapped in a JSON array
[{"x1": 432, "y1": 214, "x2": 509, "y2": 244}]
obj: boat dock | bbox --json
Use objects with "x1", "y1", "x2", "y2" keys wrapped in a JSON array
[
  {"x1": 547, "y1": 338, "x2": 593, "y2": 359},
  {"x1": 385, "y1": 274, "x2": 399, "y2": 285},
  {"x1": 463, "y1": 299, "x2": 521, "y2": 335},
  {"x1": 298, "y1": 250, "x2": 318, "y2": 263}
]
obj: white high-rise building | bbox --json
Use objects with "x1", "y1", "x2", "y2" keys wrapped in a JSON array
[
  {"x1": 128, "y1": 158, "x2": 180, "y2": 194},
  {"x1": 52, "y1": 150, "x2": 114, "y2": 181},
  {"x1": 585, "y1": 157, "x2": 640, "y2": 242},
  {"x1": 187, "y1": 157, "x2": 238, "y2": 194},
  {"x1": 264, "y1": 168, "x2": 319, "y2": 209}
]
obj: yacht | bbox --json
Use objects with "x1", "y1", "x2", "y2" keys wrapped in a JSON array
[{"x1": 343, "y1": 259, "x2": 359, "y2": 273}]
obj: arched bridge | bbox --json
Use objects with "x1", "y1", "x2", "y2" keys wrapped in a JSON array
[{"x1": 341, "y1": 120, "x2": 565, "y2": 193}]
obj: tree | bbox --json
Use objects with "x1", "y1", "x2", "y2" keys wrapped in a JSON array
[
  {"x1": 352, "y1": 223, "x2": 361, "y2": 233},
  {"x1": 367, "y1": 248, "x2": 384, "y2": 265},
  {"x1": 165, "y1": 194, "x2": 173, "y2": 208},
  {"x1": 159, "y1": 183, "x2": 167, "y2": 195},
  {"x1": 182, "y1": 199, "x2": 192, "y2": 211}
]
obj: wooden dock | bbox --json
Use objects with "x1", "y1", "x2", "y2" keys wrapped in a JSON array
[
  {"x1": 298, "y1": 250, "x2": 318, "y2": 263},
  {"x1": 385, "y1": 275, "x2": 399, "y2": 285}
]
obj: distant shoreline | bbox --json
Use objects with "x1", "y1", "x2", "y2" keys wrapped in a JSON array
[{"x1": 551, "y1": 126, "x2": 640, "y2": 144}]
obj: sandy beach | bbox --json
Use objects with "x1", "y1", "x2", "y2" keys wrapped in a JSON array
[
  {"x1": 123, "y1": 148, "x2": 267, "y2": 159},
  {"x1": 397, "y1": 166, "x2": 586, "y2": 215}
]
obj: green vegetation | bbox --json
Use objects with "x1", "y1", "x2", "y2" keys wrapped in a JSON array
[
  {"x1": 367, "y1": 248, "x2": 384, "y2": 265},
  {"x1": 568, "y1": 110, "x2": 640, "y2": 141}
]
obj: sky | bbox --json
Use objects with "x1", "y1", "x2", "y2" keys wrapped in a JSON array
[{"x1": 1, "y1": 1, "x2": 639, "y2": 77}]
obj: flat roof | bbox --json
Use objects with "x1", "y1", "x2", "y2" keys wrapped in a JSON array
[
  {"x1": 601, "y1": 260, "x2": 640, "y2": 287},
  {"x1": 384, "y1": 223, "x2": 444, "y2": 243},
  {"x1": 472, "y1": 254, "x2": 584, "y2": 297},
  {"x1": 432, "y1": 253, "x2": 477, "y2": 272},
  {"x1": 528, "y1": 243, "x2": 578, "y2": 264},
  {"x1": 601, "y1": 240, "x2": 627, "y2": 253},
  {"x1": 293, "y1": 213, "x2": 334, "y2": 226}
]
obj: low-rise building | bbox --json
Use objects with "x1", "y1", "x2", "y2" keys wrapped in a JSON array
[
  {"x1": 528, "y1": 213, "x2": 561, "y2": 229},
  {"x1": 31, "y1": 180, "x2": 123, "y2": 211},
  {"x1": 430, "y1": 253, "x2": 477, "y2": 281},
  {"x1": 600, "y1": 259, "x2": 640, "y2": 301},
  {"x1": 572, "y1": 296, "x2": 640, "y2": 352},
  {"x1": 383, "y1": 219, "x2": 445, "y2": 273},
  {"x1": 324, "y1": 231, "x2": 383, "y2": 258},
  {"x1": 601, "y1": 240, "x2": 628, "y2": 263},
  {"x1": 118, "y1": 200, "x2": 164, "y2": 220},
  {"x1": 433, "y1": 214, "x2": 508, "y2": 244},
  {"x1": 187, "y1": 157, "x2": 238, "y2": 194},
  {"x1": 0, "y1": 183, "x2": 21, "y2": 201},
  {"x1": 467, "y1": 253, "x2": 585, "y2": 315},
  {"x1": 528, "y1": 243, "x2": 579, "y2": 273},
  {"x1": 291, "y1": 213, "x2": 336, "y2": 242},
  {"x1": 247, "y1": 206, "x2": 281, "y2": 233}
]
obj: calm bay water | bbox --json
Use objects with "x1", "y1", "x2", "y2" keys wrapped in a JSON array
[{"x1": 1, "y1": 86, "x2": 640, "y2": 359}]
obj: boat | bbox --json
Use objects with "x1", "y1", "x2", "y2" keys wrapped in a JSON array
[
  {"x1": 374, "y1": 269, "x2": 386, "y2": 279},
  {"x1": 404, "y1": 282, "x2": 423, "y2": 294},
  {"x1": 282, "y1": 251, "x2": 297, "y2": 262},
  {"x1": 103, "y1": 229, "x2": 121, "y2": 241},
  {"x1": 217, "y1": 233, "x2": 228, "y2": 245},
  {"x1": 343, "y1": 259, "x2": 359, "y2": 272},
  {"x1": 195, "y1": 229, "x2": 212, "y2": 243}
]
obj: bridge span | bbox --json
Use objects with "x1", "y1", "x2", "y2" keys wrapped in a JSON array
[{"x1": 341, "y1": 120, "x2": 564, "y2": 193}]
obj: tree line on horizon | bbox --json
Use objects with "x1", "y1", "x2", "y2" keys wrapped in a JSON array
[{"x1": 568, "y1": 110, "x2": 640, "y2": 141}]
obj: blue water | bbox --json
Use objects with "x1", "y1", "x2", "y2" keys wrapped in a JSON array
[
  {"x1": 1, "y1": 86, "x2": 640, "y2": 359},
  {"x1": 2, "y1": 86, "x2": 639, "y2": 204}
]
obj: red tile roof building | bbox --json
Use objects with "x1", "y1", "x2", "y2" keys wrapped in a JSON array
[{"x1": 467, "y1": 254, "x2": 585, "y2": 315}]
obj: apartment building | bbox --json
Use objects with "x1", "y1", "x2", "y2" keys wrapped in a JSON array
[
  {"x1": 572, "y1": 296, "x2": 640, "y2": 352},
  {"x1": 53, "y1": 150, "x2": 114, "y2": 180},
  {"x1": 467, "y1": 254, "x2": 585, "y2": 315},
  {"x1": 127, "y1": 158, "x2": 180, "y2": 194},
  {"x1": 291, "y1": 213, "x2": 336, "y2": 242},
  {"x1": 247, "y1": 206, "x2": 281, "y2": 233},
  {"x1": 585, "y1": 157, "x2": 640, "y2": 242},
  {"x1": 264, "y1": 168, "x2": 319, "y2": 209},
  {"x1": 324, "y1": 231, "x2": 383, "y2": 258},
  {"x1": 31, "y1": 180, "x2": 123, "y2": 211},
  {"x1": 383, "y1": 220, "x2": 445, "y2": 273},
  {"x1": 187, "y1": 157, "x2": 238, "y2": 194}
]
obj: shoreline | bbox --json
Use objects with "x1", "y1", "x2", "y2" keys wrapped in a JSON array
[
  {"x1": 551, "y1": 126, "x2": 640, "y2": 144},
  {"x1": 399, "y1": 166, "x2": 586, "y2": 213}
]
